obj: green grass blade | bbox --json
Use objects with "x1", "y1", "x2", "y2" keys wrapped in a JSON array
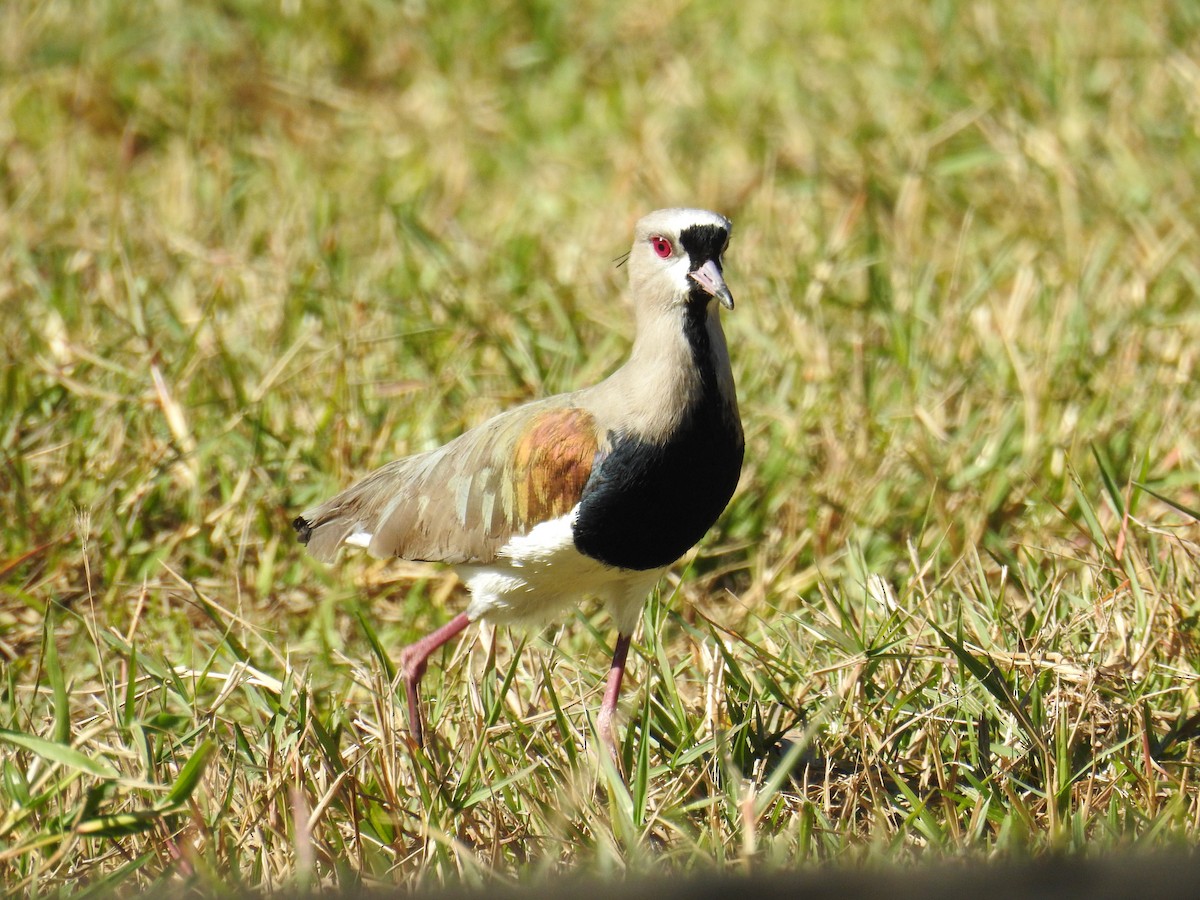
[
  {"x1": 42, "y1": 610, "x2": 71, "y2": 746},
  {"x1": 0, "y1": 731, "x2": 119, "y2": 780},
  {"x1": 161, "y1": 738, "x2": 216, "y2": 808}
]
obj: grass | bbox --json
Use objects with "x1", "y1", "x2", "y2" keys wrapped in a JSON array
[{"x1": 2, "y1": 0, "x2": 1200, "y2": 892}]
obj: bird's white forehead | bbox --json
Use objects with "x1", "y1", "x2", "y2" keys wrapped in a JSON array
[{"x1": 635, "y1": 207, "x2": 732, "y2": 238}]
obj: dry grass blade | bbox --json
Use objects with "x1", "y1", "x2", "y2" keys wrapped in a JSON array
[{"x1": 2, "y1": 0, "x2": 1199, "y2": 892}]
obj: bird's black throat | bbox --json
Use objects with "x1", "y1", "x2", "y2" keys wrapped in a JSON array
[{"x1": 573, "y1": 300, "x2": 743, "y2": 571}]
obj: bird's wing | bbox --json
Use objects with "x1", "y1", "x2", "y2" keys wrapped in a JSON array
[{"x1": 295, "y1": 402, "x2": 604, "y2": 565}]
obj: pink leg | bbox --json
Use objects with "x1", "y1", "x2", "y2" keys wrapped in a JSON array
[
  {"x1": 397, "y1": 612, "x2": 472, "y2": 748},
  {"x1": 597, "y1": 632, "x2": 632, "y2": 756}
]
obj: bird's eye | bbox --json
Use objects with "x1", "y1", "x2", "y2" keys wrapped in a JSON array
[{"x1": 650, "y1": 236, "x2": 673, "y2": 258}]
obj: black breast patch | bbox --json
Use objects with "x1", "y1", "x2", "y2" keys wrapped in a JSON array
[{"x1": 572, "y1": 304, "x2": 743, "y2": 571}]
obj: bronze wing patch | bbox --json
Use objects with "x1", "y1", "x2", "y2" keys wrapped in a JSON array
[
  {"x1": 366, "y1": 404, "x2": 603, "y2": 564},
  {"x1": 511, "y1": 407, "x2": 598, "y2": 526}
]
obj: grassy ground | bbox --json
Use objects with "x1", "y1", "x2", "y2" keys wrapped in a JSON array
[{"x1": 2, "y1": 0, "x2": 1200, "y2": 893}]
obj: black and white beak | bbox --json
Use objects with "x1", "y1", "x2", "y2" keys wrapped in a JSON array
[{"x1": 690, "y1": 259, "x2": 734, "y2": 310}]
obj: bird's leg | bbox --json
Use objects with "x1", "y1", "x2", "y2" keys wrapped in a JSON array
[
  {"x1": 597, "y1": 631, "x2": 632, "y2": 757},
  {"x1": 397, "y1": 612, "x2": 472, "y2": 748}
]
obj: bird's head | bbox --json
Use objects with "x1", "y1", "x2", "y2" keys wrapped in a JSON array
[{"x1": 628, "y1": 208, "x2": 734, "y2": 312}]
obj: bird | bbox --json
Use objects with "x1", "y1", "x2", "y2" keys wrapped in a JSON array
[{"x1": 293, "y1": 207, "x2": 744, "y2": 752}]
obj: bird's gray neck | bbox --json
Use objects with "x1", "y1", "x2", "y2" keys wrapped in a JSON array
[
  {"x1": 596, "y1": 300, "x2": 738, "y2": 444},
  {"x1": 571, "y1": 297, "x2": 744, "y2": 570}
]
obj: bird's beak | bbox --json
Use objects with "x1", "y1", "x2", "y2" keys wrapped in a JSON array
[{"x1": 689, "y1": 259, "x2": 734, "y2": 310}]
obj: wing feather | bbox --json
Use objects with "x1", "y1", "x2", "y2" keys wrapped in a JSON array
[{"x1": 294, "y1": 403, "x2": 603, "y2": 565}]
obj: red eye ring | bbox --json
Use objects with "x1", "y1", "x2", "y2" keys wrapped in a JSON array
[{"x1": 650, "y1": 235, "x2": 673, "y2": 258}]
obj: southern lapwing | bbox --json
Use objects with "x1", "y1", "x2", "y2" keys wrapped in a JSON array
[{"x1": 293, "y1": 208, "x2": 743, "y2": 751}]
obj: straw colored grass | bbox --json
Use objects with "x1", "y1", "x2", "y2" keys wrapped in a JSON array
[{"x1": 2, "y1": 0, "x2": 1199, "y2": 893}]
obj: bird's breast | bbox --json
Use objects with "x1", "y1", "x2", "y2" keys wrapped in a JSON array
[
  {"x1": 571, "y1": 394, "x2": 743, "y2": 571},
  {"x1": 572, "y1": 299, "x2": 743, "y2": 571}
]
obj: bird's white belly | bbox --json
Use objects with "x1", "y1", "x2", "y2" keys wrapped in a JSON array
[{"x1": 456, "y1": 508, "x2": 664, "y2": 633}]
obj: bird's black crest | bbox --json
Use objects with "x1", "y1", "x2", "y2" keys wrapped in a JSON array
[
  {"x1": 292, "y1": 516, "x2": 313, "y2": 544},
  {"x1": 678, "y1": 224, "x2": 728, "y2": 270}
]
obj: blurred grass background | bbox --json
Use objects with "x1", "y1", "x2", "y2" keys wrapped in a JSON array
[{"x1": 2, "y1": 0, "x2": 1200, "y2": 893}]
